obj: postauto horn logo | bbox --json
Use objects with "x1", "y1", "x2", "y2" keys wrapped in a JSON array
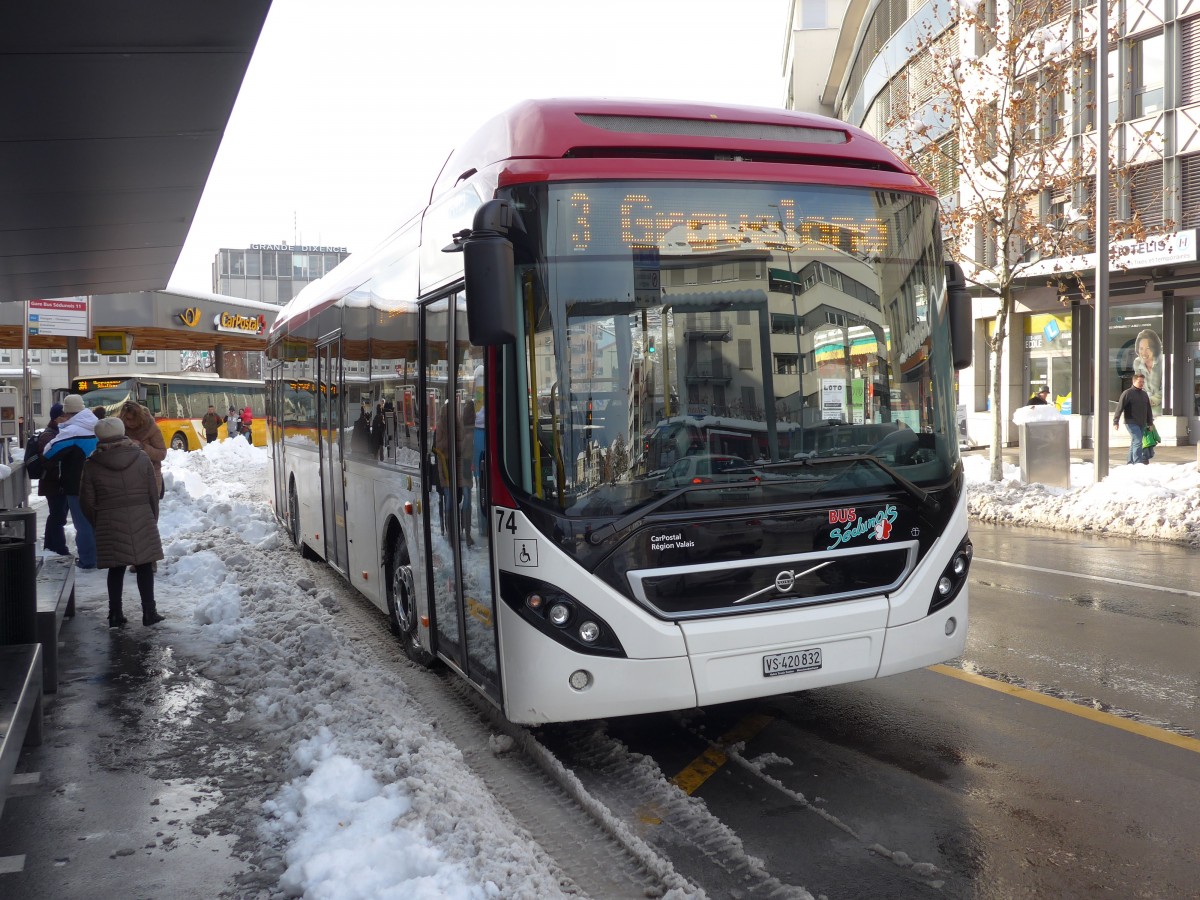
[{"x1": 179, "y1": 307, "x2": 202, "y2": 327}]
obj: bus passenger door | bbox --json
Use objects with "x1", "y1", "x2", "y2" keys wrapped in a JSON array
[
  {"x1": 317, "y1": 337, "x2": 349, "y2": 573},
  {"x1": 422, "y1": 294, "x2": 500, "y2": 707},
  {"x1": 267, "y1": 361, "x2": 287, "y2": 520}
]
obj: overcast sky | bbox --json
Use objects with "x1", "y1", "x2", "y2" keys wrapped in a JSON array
[{"x1": 168, "y1": 0, "x2": 793, "y2": 292}]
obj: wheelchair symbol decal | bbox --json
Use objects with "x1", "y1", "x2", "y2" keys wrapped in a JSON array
[{"x1": 515, "y1": 540, "x2": 538, "y2": 567}]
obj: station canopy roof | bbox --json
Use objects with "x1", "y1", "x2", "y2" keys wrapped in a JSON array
[
  {"x1": 0, "y1": 2, "x2": 272, "y2": 303},
  {"x1": 0, "y1": 289, "x2": 279, "y2": 352}
]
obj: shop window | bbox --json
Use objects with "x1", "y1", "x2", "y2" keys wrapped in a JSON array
[{"x1": 1109, "y1": 302, "x2": 1164, "y2": 415}]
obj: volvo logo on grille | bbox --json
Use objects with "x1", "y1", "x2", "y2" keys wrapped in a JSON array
[{"x1": 734, "y1": 560, "x2": 834, "y2": 604}]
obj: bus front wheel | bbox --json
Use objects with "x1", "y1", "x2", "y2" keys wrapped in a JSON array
[
  {"x1": 170, "y1": 431, "x2": 189, "y2": 451},
  {"x1": 290, "y1": 480, "x2": 318, "y2": 561},
  {"x1": 386, "y1": 533, "x2": 435, "y2": 667}
]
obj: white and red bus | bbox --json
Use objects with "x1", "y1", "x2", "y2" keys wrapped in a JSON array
[{"x1": 266, "y1": 99, "x2": 974, "y2": 724}]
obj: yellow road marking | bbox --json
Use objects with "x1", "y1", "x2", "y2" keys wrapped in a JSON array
[
  {"x1": 930, "y1": 664, "x2": 1200, "y2": 754},
  {"x1": 669, "y1": 712, "x2": 775, "y2": 796}
]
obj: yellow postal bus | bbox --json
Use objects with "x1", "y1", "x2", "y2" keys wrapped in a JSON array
[{"x1": 71, "y1": 373, "x2": 266, "y2": 450}]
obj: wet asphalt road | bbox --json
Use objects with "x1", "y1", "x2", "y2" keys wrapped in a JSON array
[
  {"x1": 546, "y1": 522, "x2": 1200, "y2": 899},
  {"x1": 4, "y1": 521, "x2": 1198, "y2": 899}
]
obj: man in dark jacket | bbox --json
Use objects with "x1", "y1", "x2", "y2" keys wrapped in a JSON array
[
  {"x1": 350, "y1": 404, "x2": 372, "y2": 456},
  {"x1": 44, "y1": 394, "x2": 99, "y2": 568},
  {"x1": 1113, "y1": 373, "x2": 1154, "y2": 465},
  {"x1": 37, "y1": 402, "x2": 70, "y2": 555},
  {"x1": 201, "y1": 405, "x2": 222, "y2": 443},
  {"x1": 1028, "y1": 385, "x2": 1050, "y2": 406}
]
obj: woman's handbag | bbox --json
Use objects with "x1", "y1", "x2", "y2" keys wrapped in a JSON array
[{"x1": 1142, "y1": 425, "x2": 1161, "y2": 449}]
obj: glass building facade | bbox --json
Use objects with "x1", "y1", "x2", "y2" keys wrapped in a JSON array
[
  {"x1": 212, "y1": 244, "x2": 350, "y2": 305},
  {"x1": 789, "y1": 0, "x2": 1200, "y2": 446}
]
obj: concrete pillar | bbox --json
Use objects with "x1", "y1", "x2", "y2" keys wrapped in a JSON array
[{"x1": 65, "y1": 337, "x2": 79, "y2": 386}]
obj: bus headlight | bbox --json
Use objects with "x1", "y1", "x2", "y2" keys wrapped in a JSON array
[
  {"x1": 928, "y1": 536, "x2": 972, "y2": 615},
  {"x1": 500, "y1": 572, "x2": 626, "y2": 658}
]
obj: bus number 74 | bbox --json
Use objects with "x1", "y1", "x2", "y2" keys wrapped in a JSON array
[{"x1": 495, "y1": 509, "x2": 518, "y2": 534}]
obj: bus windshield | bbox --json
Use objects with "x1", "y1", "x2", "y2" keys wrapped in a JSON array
[
  {"x1": 502, "y1": 180, "x2": 959, "y2": 519},
  {"x1": 73, "y1": 386, "x2": 135, "y2": 413}
]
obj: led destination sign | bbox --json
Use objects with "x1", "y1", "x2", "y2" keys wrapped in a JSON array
[{"x1": 552, "y1": 183, "x2": 894, "y2": 257}]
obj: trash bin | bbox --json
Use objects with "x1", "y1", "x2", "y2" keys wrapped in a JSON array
[
  {"x1": 1017, "y1": 419, "x2": 1070, "y2": 488},
  {"x1": 0, "y1": 507, "x2": 37, "y2": 645}
]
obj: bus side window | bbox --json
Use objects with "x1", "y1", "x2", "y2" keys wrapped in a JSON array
[{"x1": 144, "y1": 386, "x2": 162, "y2": 415}]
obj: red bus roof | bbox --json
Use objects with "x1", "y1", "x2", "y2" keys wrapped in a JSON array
[
  {"x1": 432, "y1": 97, "x2": 925, "y2": 199},
  {"x1": 272, "y1": 98, "x2": 932, "y2": 339}
]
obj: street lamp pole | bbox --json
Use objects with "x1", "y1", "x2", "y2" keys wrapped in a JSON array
[
  {"x1": 771, "y1": 217, "x2": 804, "y2": 384},
  {"x1": 770, "y1": 205, "x2": 807, "y2": 455},
  {"x1": 1094, "y1": 0, "x2": 1110, "y2": 482}
]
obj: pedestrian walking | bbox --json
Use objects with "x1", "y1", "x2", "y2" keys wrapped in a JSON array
[
  {"x1": 201, "y1": 404, "x2": 222, "y2": 444},
  {"x1": 1028, "y1": 385, "x2": 1050, "y2": 406},
  {"x1": 224, "y1": 406, "x2": 240, "y2": 441},
  {"x1": 351, "y1": 403, "x2": 372, "y2": 455},
  {"x1": 79, "y1": 416, "x2": 165, "y2": 627},
  {"x1": 43, "y1": 394, "x2": 99, "y2": 569},
  {"x1": 371, "y1": 401, "x2": 385, "y2": 459},
  {"x1": 119, "y1": 400, "x2": 167, "y2": 498},
  {"x1": 241, "y1": 406, "x2": 254, "y2": 442},
  {"x1": 37, "y1": 402, "x2": 71, "y2": 555},
  {"x1": 1113, "y1": 373, "x2": 1154, "y2": 465}
]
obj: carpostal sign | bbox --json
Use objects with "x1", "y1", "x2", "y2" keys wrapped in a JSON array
[{"x1": 214, "y1": 311, "x2": 267, "y2": 336}]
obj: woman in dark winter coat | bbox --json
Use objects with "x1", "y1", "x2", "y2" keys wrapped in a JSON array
[
  {"x1": 37, "y1": 402, "x2": 70, "y2": 555},
  {"x1": 80, "y1": 417, "x2": 165, "y2": 628},
  {"x1": 119, "y1": 400, "x2": 167, "y2": 497}
]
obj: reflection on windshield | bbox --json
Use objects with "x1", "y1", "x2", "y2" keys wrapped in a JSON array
[{"x1": 504, "y1": 180, "x2": 958, "y2": 519}]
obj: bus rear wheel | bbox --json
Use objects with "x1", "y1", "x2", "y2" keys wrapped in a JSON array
[
  {"x1": 386, "y1": 535, "x2": 435, "y2": 667},
  {"x1": 170, "y1": 431, "x2": 189, "y2": 451}
]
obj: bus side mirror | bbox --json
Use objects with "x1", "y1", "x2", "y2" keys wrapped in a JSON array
[
  {"x1": 945, "y1": 261, "x2": 972, "y2": 370},
  {"x1": 447, "y1": 199, "x2": 517, "y2": 346}
]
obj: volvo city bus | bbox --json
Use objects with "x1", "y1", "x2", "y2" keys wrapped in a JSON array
[
  {"x1": 71, "y1": 373, "x2": 267, "y2": 449},
  {"x1": 266, "y1": 99, "x2": 974, "y2": 725}
]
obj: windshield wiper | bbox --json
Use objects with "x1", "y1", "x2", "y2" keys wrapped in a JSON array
[
  {"x1": 587, "y1": 454, "x2": 938, "y2": 547},
  {"x1": 809, "y1": 453, "x2": 938, "y2": 512},
  {"x1": 587, "y1": 479, "x2": 761, "y2": 545}
]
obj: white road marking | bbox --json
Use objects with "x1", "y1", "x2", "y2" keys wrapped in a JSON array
[{"x1": 973, "y1": 556, "x2": 1200, "y2": 599}]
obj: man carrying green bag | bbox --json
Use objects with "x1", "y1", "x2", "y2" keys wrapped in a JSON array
[
  {"x1": 1113, "y1": 373, "x2": 1155, "y2": 465},
  {"x1": 1141, "y1": 423, "x2": 1160, "y2": 459}
]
